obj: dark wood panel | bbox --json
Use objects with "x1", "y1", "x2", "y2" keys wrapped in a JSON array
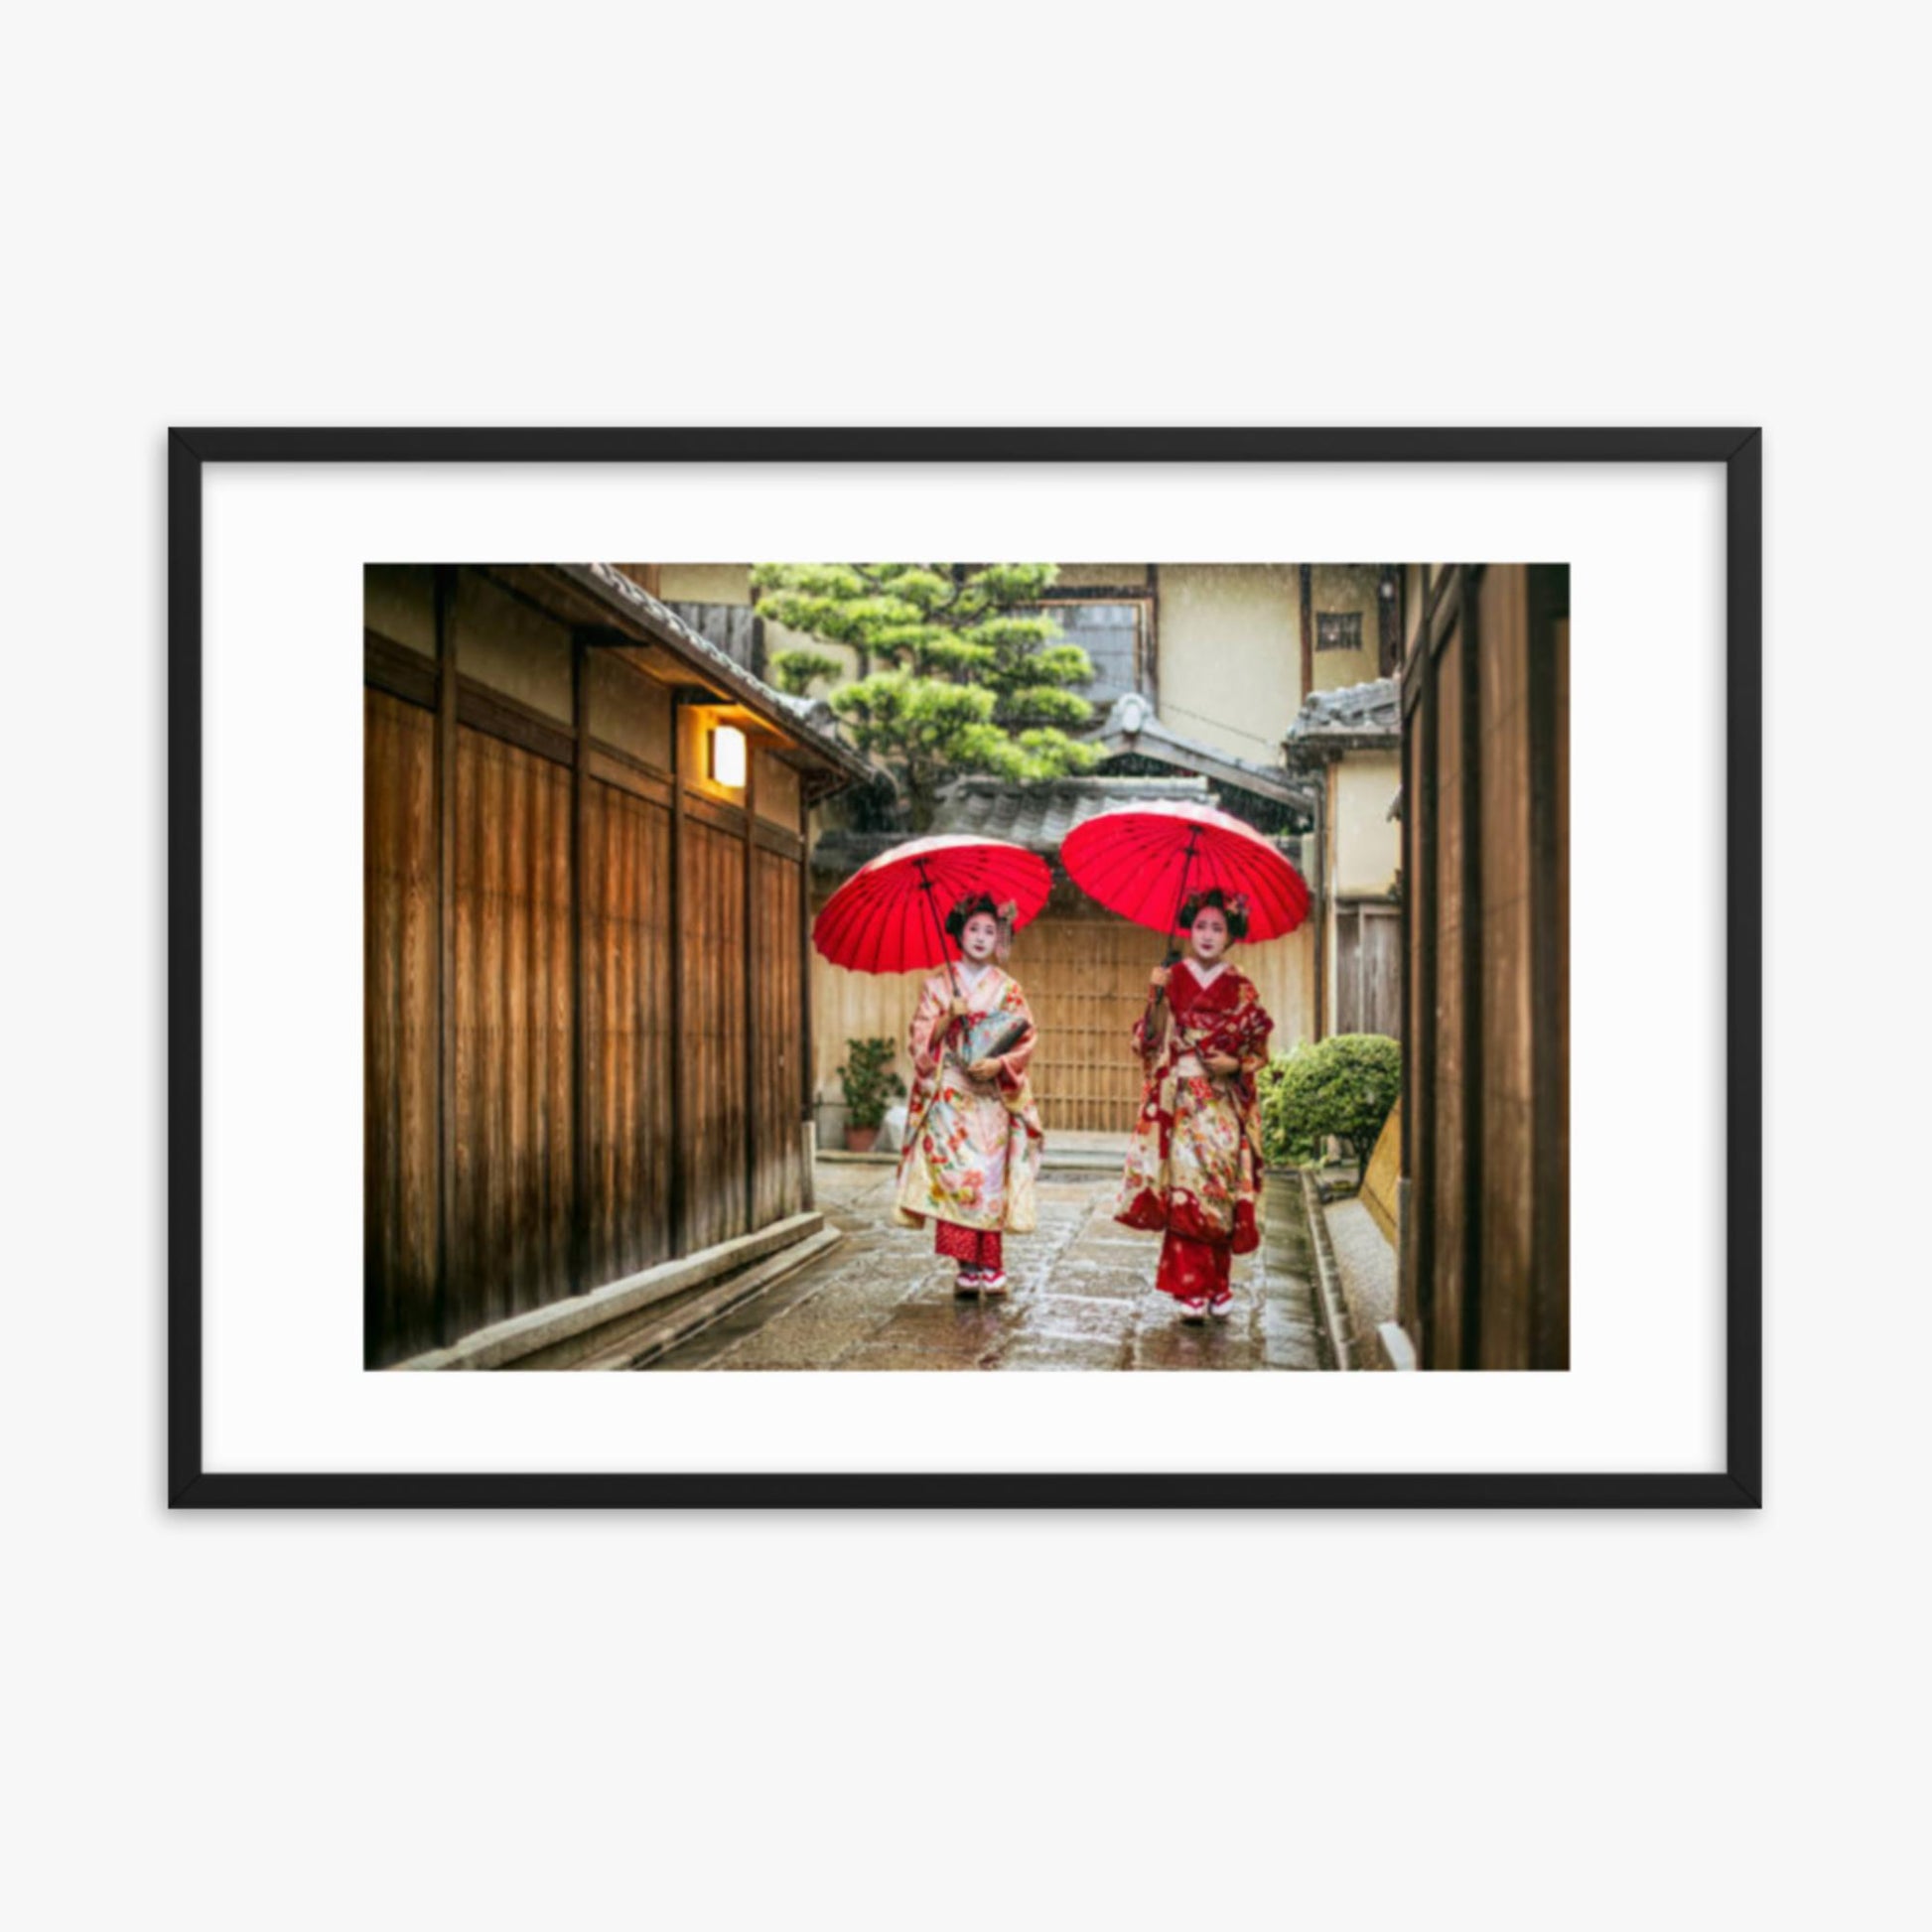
[
  {"x1": 1540, "y1": 609, "x2": 1571, "y2": 1369},
  {"x1": 583, "y1": 780, "x2": 675, "y2": 1282},
  {"x1": 450, "y1": 727, "x2": 576, "y2": 1332},
  {"x1": 681, "y1": 820, "x2": 749, "y2": 1251},
  {"x1": 366, "y1": 629, "x2": 438, "y2": 709},
  {"x1": 364, "y1": 692, "x2": 439, "y2": 1365},
  {"x1": 1478, "y1": 565, "x2": 1534, "y2": 1371},
  {"x1": 1431, "y1": 626, "x2": 1467, "y2": 1370},
  {"x1": 1400, "y1": 563, "x2": 1571, "y2": 1373},
  {"x1": 754, "y1": 851, "x2": 805, "y2": 1224}
]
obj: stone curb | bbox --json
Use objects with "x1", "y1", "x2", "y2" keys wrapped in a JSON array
[
  {"x1": 392, "y1": 1211, "x2": 826, "y2": 1371},
  {"x1": 584, "y1": 1226, "x2": 847, "y2": 1370},
  {"x1": 1300, "y1": 1169, "x2": 1356, "y2": 1372}
]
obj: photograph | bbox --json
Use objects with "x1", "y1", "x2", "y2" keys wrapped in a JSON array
[{"x1": 363, "y1": 557, "x2": 1569, "y2": 1374}]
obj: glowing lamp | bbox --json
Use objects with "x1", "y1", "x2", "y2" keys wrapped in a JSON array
[{"x1": 708, "y1": 722, "x2": 748, "y2": 788}]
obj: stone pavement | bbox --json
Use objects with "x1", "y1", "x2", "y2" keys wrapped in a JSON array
[{"x1": 649, "y1": 1159, "x2": 1326, "y2": 1372}]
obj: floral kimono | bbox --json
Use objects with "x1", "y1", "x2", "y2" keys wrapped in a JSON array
[
  {"x1": 893, "y1": 963, "x2": 1042, "y2": 1273},
  {"x1": 1115, "y1": 958, "x2": 1274, "y2": 1301}
]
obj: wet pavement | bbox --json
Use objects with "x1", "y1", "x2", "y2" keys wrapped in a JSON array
[{"x1": 649, "y1": 1159, "x2": 1326, "y2": 1371}]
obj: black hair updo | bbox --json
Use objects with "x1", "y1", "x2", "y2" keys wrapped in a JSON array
[
  {"x1": 1176, "y1": 887, "x2": 1249, "y2": 942},
  {"x1": 944, "y1": 893, "x2": 1001, "y2": 941}
]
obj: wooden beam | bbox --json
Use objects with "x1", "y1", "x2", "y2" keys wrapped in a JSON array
[
  {"x1": 433, "y1": 568, "x2": 459, "y2": 1347},
  {"x1": 1456, "y1": 568, "x2": 1485, "y2": 1371},
  {"x1": 744, "y1": 752, "x2": 759, "y2": 1234},
  {"x1": 455, "y1": 681, "x2": 575, "y2": 766},
  {"x1": 1311, "y1": 767, "x2": 1329, "y2": 1040},
  {"x1": 364, "y1": 629, "x2": 437, "y2": 709},
  {"x1": 1527, "y1": 566, "x2": 1570, "y2": 1370},
  {"x1": 1299, "y1": 563, "x2": 1314, "y2": 704},
  {"x1": 570, "y1": 635, "x2": 593, "y2": 1294},
  {"x1": 667, "y1": 715, "x2": 687, "y2": 1258},
  {"x1": 1407, "y1": 578, "x2": 1438, "y2": 1361},
  {"x1": 799, "y1": 785, "x2": 815, "y2": 1198},
  {"x1": 1145, "y1": 564, "x2": 1161, "y2": 715}
]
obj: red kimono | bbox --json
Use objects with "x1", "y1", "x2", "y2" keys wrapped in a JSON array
[{"x1": 1114, "y1": 958, "x2": 1274, "y2": 1301}]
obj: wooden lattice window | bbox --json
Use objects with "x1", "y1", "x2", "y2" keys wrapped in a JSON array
[{"x1": 1316, "y1": 611, "x2": 1363, "y2": 652}]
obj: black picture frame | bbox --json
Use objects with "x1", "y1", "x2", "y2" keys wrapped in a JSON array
[{"x1": 169, "y1": 427, "x2": 1762, "y2": 1509}]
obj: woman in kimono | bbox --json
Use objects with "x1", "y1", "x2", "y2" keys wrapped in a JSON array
[
  {"x1": 1115, "y1": 888, "x2": 1275, "y2": 1322},
  {"x1": 894, "y1": 894, "x2": 1043, "y2": 1296}
]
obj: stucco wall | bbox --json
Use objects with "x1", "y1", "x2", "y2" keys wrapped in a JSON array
[
  {"x1": 1332, "y1": 751, "x2": 1402, "y2": 897},
  {"x1": 1153, "y1": 564, "x2": 1303, "y2": 762},
  {"x1": 657, "y1": 564, "x2": 753, "y2": 606},
  {"x1": 1309, "y1": 564, "x2": 1383, "y2": 692},
  {"x1": 455, "y1": 572, "x2": 573, "y2": 721}
]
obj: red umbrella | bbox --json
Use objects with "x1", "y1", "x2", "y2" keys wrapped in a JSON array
[
  {"x1": 812, "y1": 835, "x2": 1052, "y2": 979},
  {"x1": 1059, "y1": 800, "x2": 1310, "y2": 951}
]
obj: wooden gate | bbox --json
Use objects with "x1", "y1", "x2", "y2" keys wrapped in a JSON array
[
  {"x1": 1025, "y1": 919, "x2": 1168, "y2": 1132},
  {"x1": 1335, "y1": 900, "x2": 1402, "y2": 1037}
]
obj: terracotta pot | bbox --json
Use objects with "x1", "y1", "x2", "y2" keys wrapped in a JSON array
[{"x1": 844, "y1": 1125, "x2": 880, "y2": 1153}]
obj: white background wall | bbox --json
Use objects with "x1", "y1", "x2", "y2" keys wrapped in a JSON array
[{"x1": 6, "y1": 6, "x2": 1922, "y2": 1931}]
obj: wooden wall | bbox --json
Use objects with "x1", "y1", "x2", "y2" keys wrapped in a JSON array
[
  {"x1": 582, "y1": 778, "x2": 674, "y2": 1287},
  {"x1": 1400, "y1": 565, "x2": 1570, "y2": 1371},
  {"x1": 363, "y1": 566, "x2": 819, "y2": 1366},
  {"x1": 364, "y1": 692, "x2": 439, "y2": 1360},
  {"x1": 451, "y1": 729, "x2": 575, "y2": 1329},
  {"x1": 754, "y1": 850, "x2": 806, "y2": 1222},
  {"x1": 681, "y1": 818, "x2": 749, "y2": 1253}
]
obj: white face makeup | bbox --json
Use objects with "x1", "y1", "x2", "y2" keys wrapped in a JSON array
[
  {"x1": 959, "y1": 912, "x2": 999, "y2": 963},
  {"x1": 1188, "y1": 907, "x2": 1229, "y2": 963}
]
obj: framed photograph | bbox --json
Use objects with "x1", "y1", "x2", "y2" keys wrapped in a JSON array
[{"x1": 170, "y1": 427, "x2": 1760, "y2": 1507}]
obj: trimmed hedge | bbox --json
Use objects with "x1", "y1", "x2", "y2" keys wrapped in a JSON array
[{"x1": 1258, "y1": 1034, "x2": 1402, "y2": 1173}]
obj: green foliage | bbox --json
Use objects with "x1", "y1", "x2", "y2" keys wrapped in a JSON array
[
  {"x1": 752, "y1": 561, "x2": 1098, "y2": 826},
  {"x1": 1258, "y1": 1035, "x2": 1402, "y2": 1173},
  {"x1": 837, "y1": 1036, "x2": 906, "y2": 1130},
  {"x1": 769, "y1": 647, "x2": 842, "y2": 697}
]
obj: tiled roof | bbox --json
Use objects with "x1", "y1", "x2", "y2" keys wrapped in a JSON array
[
  {"x1": 939, "y1": 774, "x2": 1214, "y2": 846},
  {"x1": 1282, "y1": 677, "x2": 1400, "y2": 755},
  {"x1": 556, "y1": 563, "x2": 871, "y2": 782},
  {"x1": 811, "y1": 774, "x2": 1217, "y2": 877}
]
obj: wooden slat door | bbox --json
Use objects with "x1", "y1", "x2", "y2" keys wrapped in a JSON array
[
  {"x1": 1336, "y1": 901, "x2": 1403, "y2": 1038},
  {"x1": 1023, "y1": 919, "x2": 1159, "y2": 1133}
]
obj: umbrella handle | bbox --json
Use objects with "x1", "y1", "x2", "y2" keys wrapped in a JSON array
[
  {"x1": 1149, "y1": 835, "x2": 1200, "y2": 1023},
  {"x1": 915, "y1": 865, "x2": 965, "y2": 1045}
]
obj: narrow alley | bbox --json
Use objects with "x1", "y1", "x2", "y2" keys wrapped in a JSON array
[{"x1": 649, "y1": 1157, "x2": 1328, "y2": 1371}]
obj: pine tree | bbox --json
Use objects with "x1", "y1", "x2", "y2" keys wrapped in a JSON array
[{"x1": 755, "y1": 563, "x2": 1099, "y2": 828}]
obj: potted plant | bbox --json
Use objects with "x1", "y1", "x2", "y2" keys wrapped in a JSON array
[{"x1": 837, "y1": 1036, "x2": 905, "y2": 1153}]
